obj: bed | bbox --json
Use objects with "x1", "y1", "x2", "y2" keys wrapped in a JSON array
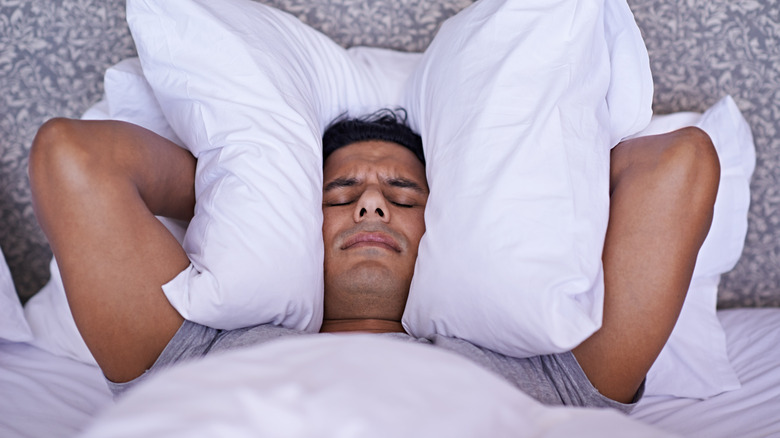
[
  {"x1": 3, "y1": 304, "x2": 780, "y2": 437},
  {"x1": 2, "y1": 0, "x2": 780, "y2": 436}
]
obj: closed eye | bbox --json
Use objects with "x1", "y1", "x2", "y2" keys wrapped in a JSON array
[
  {"x1": 324, "y1": 200, "x2": 354, "y2": 207},
  {"x1": 391, "y1": 201, "x2": 414, "y2": 208}
]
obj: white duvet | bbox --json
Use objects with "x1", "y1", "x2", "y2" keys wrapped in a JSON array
[{"x1": 80, "y1": 335, "x2": 674, "y2": 438}]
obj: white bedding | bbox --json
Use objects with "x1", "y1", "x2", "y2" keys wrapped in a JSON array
[
  {"x1": 0, "y1": 342, "x2": 111, "y2": 438},
  {"x1": 80, "y1": 335, "x2": 672, "y2": 438},
  {"x1": 631, "y1": 308, "x2": 780, "y2": 437},
  {"x1": 1, "y1": 308, "x2": 779, "y2": 437}
]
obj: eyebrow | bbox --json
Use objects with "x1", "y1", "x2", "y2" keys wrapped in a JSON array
[
  {"x1": 323, "y1": 177, "x2": 359, "y2": 192},
  {"x1": 323, "y1": 176, "x2": 428, "y2": 194},
  {"x1": 385, "y1": 177, "x2": 428, "y2": 194}
]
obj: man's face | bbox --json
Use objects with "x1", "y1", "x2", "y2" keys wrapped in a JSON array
[{"x1": 322, "y1": 140, "x2": 428, "y2": 323}]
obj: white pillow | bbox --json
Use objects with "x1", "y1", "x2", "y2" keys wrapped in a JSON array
[
  {"x1": 126, "y1": 0, "x2": 419, "y2": 331},
  {"x1": 692, "y1": 96, "x2": 756, "y2": 279},
  {"x1": 0, "y1": 246, "x2": 32, "y2": 343},
  {"x1": 100, "y1": 58, "x2": 183, "y2": 146},
  {"x1": 642, "y1": 95, "x2": 753, "y2": 398},
  {"x1": 401, "y1": 0, "x2": 653, "y2": 357},
  {"x1": 81, "y1": 335, "x2": 673, "y2": 438}
]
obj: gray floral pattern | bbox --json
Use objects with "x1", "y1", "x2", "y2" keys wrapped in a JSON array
[
  {"x1": 630, "y1": 0, "x2": 780, "y2": 308},
  {"x1": 0, "y1": 0, "x2": 136, "y2": 301},
  {"x1": 1, "y1": 0, "x2": 778, "y2": 307},
  {"x1": 260, "y1": 0, "x2": 473, "y2": 52}
]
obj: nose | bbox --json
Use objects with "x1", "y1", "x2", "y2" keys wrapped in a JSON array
[{"x1": 353, "y1": 186, "x2": 390, "y2": 223}]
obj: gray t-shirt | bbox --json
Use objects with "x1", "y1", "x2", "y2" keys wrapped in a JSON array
[{"x1": 108, "y1": 321, "x2": 642, "y2": 413}]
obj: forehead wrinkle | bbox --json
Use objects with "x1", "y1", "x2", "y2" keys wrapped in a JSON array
[
  {"x1": 323, "y1": 176, "x2": 359, "y2": 192},
  {"x1": 323, "y1": 145, "x2": 427, "y2": 193}
]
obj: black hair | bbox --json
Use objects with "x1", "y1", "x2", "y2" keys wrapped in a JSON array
[{"x1": 322, "y1": 108, "x2": 425, "y2": 166}]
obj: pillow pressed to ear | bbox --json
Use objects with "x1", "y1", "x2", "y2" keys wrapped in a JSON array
[
  {"x1": 0, "y1": 246, "x2": 32, "y2": 343},
  {"x1": 401, "y1": 0, "x2": 653, "y2": 357},
  {"x1": 126, "y1": 0, "x2": 419, "y2": 331},
  {"x1": 642, "y1": 95, "x2": 753, "y2": 398}
]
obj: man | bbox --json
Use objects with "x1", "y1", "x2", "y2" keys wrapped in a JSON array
[{"x1": 28, "y1": 109, "x2": 719, "y2": 411}]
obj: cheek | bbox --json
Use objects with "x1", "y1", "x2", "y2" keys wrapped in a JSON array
[
  {"x1": 322, "y1": 211, "x2": 338, "y2": 276},
  {"x1": 401, "y1": 209, "x2": 427, "y2": 250},
  {"x1": 322, "y1": 211, "x2": 338, "y2": 249},
  {"x1": 322, "y1": 209, "x2": 350, "y2": 251},
  {"x1": 414, "y1": 210, "x2": 427, "y2": 238}
]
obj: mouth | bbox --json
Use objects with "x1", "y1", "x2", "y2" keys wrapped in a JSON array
[{"x1": 341, "y1": 232, "x2": 402, "y2": 253}]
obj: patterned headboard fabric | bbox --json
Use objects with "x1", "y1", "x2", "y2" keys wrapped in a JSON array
[{"x1": 1, "y1": 0, "x2": 778, "y2": 307}]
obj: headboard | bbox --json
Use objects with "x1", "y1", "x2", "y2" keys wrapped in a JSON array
[{"x1": 1, "y1": 0, "x2": 778, "y2": 307}]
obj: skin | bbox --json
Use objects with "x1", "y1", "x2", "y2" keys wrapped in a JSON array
[
  {"x1": 321, "y1": 141, "x2": 428, "y2": 334},
  {"x1": 29, "y1": 118, "x2": 719, "y2": 404}
]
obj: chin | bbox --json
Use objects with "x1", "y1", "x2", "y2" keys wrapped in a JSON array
[
  {"x1": 348, "y1": 262, "x2": 398, "y2": 292},
  {"x1": 324, "y1": 262, "x2": 410, "y2": 320}
]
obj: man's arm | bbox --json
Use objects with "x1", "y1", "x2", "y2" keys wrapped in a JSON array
[
  {"x1": 573, "y1": 127, "x2": 720, "y2": 403},
  {"x1": 29, "y1": 119, "x2": 195, "y2": 383}
]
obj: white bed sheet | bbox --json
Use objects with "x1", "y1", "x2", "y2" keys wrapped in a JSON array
[
  {"x1": 0, "y1": 342, "x2": 113, "y2": 438},
  {"x1": 0, "y1": 308, "x2": 778, "y2": 437},
  {"x1": 631, "y1": 308, "x2": 780, "y2": 437}
]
